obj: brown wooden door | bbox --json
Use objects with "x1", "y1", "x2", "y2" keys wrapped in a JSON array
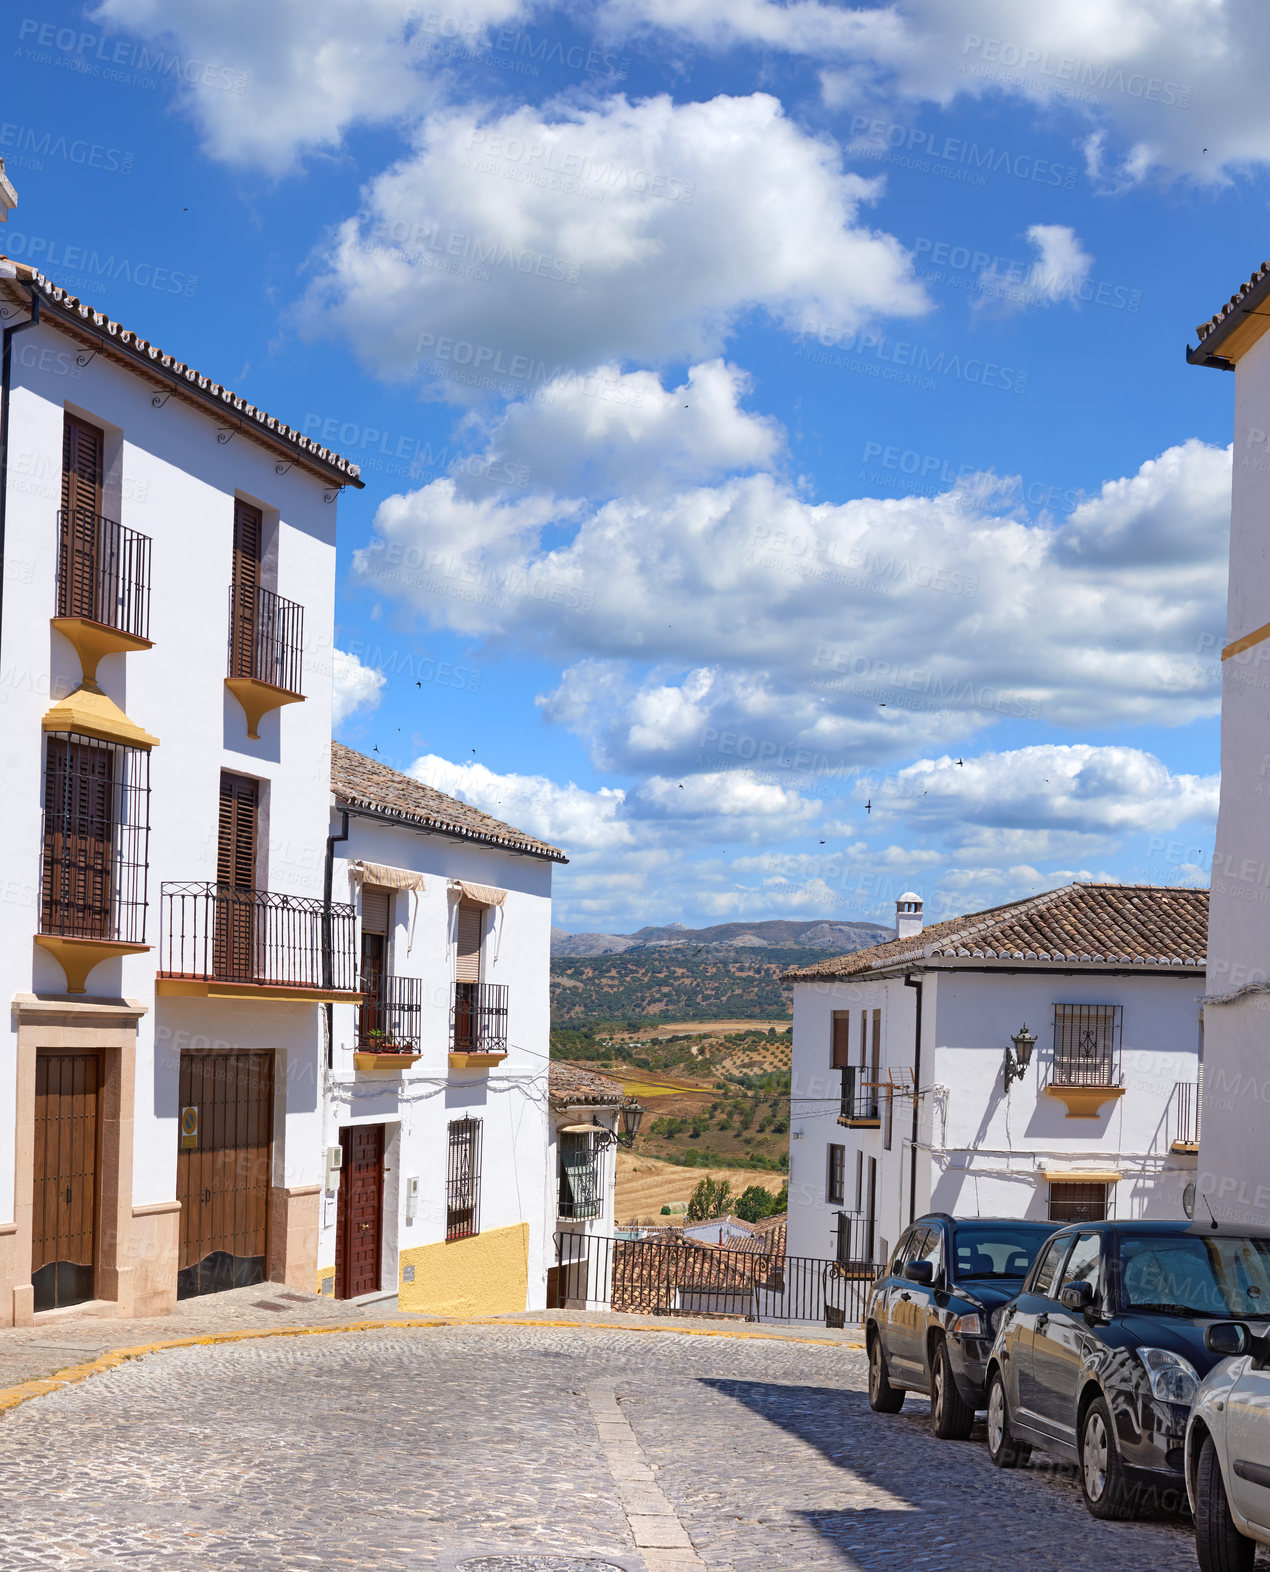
[
  {"x1": 41, "y1": 737, "x2": 115, "y2": 939},
  {"x1": 335, "y1": 1124, "x2": 384, "y2": 1299},
  {"x1": 32, "y1": 1051, "x2": 101, "y2": 1312},
  {"x1": 230, "y1": 499, "x2": 261, "y2": 679},
  {"x1": 59, "y1": 414, "x2": 104, "y2": 622},
  {"x1": 214, "y1": 772, "x2": 258, "y2": 980},
  {"x1": 176, "y1": 1052, "x2": 273, "y2": 1299}
]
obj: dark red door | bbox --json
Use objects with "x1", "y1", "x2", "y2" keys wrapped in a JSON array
[
  {"x1": 335, "y1": 1124, "x2": 384, "y2": 1299},
  {"x1": 32, "y1": 1051, "x2": 101, "y2": 1312}
]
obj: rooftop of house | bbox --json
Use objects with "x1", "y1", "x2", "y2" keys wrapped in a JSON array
[
  {"x1": 1188, "y1": 257, "x2": 1270, "y2": 369},
  {"x1": 0, "y1": 258, "x2": 363, "y2": 488},
  {"x1": 548, "y1": 1061, "x2": 624, "y2": 1107},
  {"x1": 331, "y1": 741, "x2": 567, "y2": 864},
  {"x1": 787, "y1": 882, "x2": 1208, "y2": 980}
]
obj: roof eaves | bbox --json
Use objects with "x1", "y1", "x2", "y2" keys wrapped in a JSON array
[
  {"x1": 1188, "y1": 260, "x2": 1270, "y2": 370},
  {"x1": 335, "y1": 791, "x2": 567, "y2": 864}
]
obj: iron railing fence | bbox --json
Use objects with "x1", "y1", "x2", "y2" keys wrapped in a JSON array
[
  {"x1": 1051, "y1": 1003, "x2": 1123, "y2": 1088},
  {"x1": 552, "y1": 1232, "x2": 881, "y2": 1327},
  {"x1": 356, "y1": 972, "x2": 424, "y2": 1051},
  {"x1": 452, "y1": 980, "x2": 509, "y2": 1054},
  {"x1": 57, "y1": 508, "x2": 152, "y2": 640},
  {"x1": 228, "y1": 581, "x2": 304, "y2": 695},
  {"x1": 40, "y1": 733, "x2": 151, "y2": 944},
  {"x1": 1171, "y1": 1080, "x2": 1201, "y2": 1147},
  {"x1": 159, "y1": 881, "x2": 357, "y2": 991},
  {"x1": 447, "y1": 1116, "x2": 482, "y2": 1240},
  {"x1": 838, "y1": 1066, "x2": 881, "y2": 1122},
  {"x1": 558, "y1": 1130, "x2": 605, "y2": 1221}
]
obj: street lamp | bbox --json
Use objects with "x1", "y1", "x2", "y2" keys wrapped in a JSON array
[
  {"x1": 619, "y1": 1097, "x2": 645, "y2": 1145},
  {"x1": 1003, "y1": 1024, "x2": 1036, "y2": 1087}
]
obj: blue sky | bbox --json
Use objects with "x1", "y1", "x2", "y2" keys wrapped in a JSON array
[{"x1": 5, "y1": 0, "x2": 1256, "y2": 932}]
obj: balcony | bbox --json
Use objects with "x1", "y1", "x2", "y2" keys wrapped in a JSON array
[
  {"x1": 157, "y1": 881, "x2": 360, "y2": 1003},
  {"x1": 354, "y1": 972, "x2": 424, "y2": 1069},
  {"x1": 1170, "y1": 1080, "x2": 1201, "y2": 1154},
  {"x1": 558, "y1": 1130, "x2": 606, "y2": 1221},
  {"x1": 837, "y1": 1067, "x2": 881, "y2": 1128},
  {"x1": 225, "y1": 581, "x2": 305, "y2": 739},
  {"x1": 1045, "y1": 1004, "x2": 1126, "y2": 1118},
  {"x1": 53, "y1": 508, "x2": 153, "y2": 683},
  {"x1": 450, "y1": 981, "x2": 509, "y2": 1067}
]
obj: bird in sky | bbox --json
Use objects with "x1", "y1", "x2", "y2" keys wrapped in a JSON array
[
  {"x1": 865, "y1": 800, "x2": 872, "y2": 814},
  {"x1": 955, "y1": 758, "x2": 964, "y2": 766}
]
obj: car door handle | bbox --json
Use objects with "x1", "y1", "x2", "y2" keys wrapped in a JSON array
[
  {"x1": 1036, "y1": 1313, "x2": 1049, "y2": 1332},
  {"x1": 899, "y1": 1291, "x2": 911, "y2": 1302}
]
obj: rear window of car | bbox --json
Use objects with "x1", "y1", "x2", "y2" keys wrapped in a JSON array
[
  {"x1": 1031, "y1": 1234, "x2": 1073, "y2": 1296},
  {"x1": 953, "y1": 1225, "x2": 1054, "y2": 1281},
  {"x1": 1118, "y1": 1234, "x2": 1270, "y2": 1317}
]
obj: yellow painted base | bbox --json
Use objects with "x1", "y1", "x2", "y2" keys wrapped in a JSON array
[
  {"x1": 449, "y1": 1051, "x2": 507, "y2": 1069},
  {"x1": 397, "y1": 1222, "x2": 528, "y2": 1316},
  {"x1": 1044, "y1": 1085, "x2": 1126, "y2": 1118},
  {"x1": 155, "y1": 978, "x2": 361, "y2": 1005},
  {"x1": 837, "y1": 1116, "x2": 881, "y2": 1129},
  {"x1": 225, "y1": 676, "x2": 304, "y2": 740},
  {"x1": 51, "y1": 617, "x2": 152, "y2": 685},
  {"x1": 42, "y1": 683, "x2": 159, "y2": 749},
  {"x1": 34, "y1": 935, "x2": 150, "y2": 994},
  {"x1": 353, "y1": 1051, "x2": 422, "y2": 1071}
]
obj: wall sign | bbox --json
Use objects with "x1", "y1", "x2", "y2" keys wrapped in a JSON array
[{"x1": 180, "y1": 1105, "x2": 199, "y2": 1150}]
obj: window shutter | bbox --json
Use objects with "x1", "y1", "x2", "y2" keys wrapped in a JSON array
[
  {"x1": 361, "y1": 886, "x2": 391, "y2": 935},
  {"x1": 61, "y1": 415, "x2": 104, "y2": 516},
  {"x1": 60, "y1": 415, "x2": 105, "y2": 621},
  {"x1": 455, "y1": 900, "x2": 482, "y2": 982},
  {"x1": 230, "y1": 500, "x2": 262, "y2": 679},
  {"x1": 41, "y1": 737, "x2": 114, "y2": 938},
  {"x1": 830, "y1": 1011, "x2": 851, "y2": 1068},
  {"x1": 217, "y1": 773, "x2": 258, "y2": 890},
  {"x1": 870, "y1": 1008, "x2": 881, "y2": 1082}
]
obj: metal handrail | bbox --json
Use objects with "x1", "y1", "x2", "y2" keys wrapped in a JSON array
[
  {"x1": 228, "y1": 581, "x2": 304, "y2": 695},
  {"x1": 57, "y1": 508, "x2": 152, "y2": 639},
  {"x1": 357, "y1": 972, "x2": 424, "y2": 1050},
  {"x1": 159, "y1": 880, "x2": 356, "y2": 990},
  {"x1": 451, "y1": 981, "x2": 509, "y2": 1054}
]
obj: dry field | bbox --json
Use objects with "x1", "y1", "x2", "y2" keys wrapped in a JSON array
[{"x1": 615, "y1": 1151, "x2": 785, "y2": 1224}]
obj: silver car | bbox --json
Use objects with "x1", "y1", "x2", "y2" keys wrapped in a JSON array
[{"x1": 1186, "y1": 1320, "x2": 1270, "y2": 1571}]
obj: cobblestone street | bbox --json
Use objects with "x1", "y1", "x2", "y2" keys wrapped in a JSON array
[{"x1": 0, "y1": 1322, "x2": 1201, "y2": 1571}]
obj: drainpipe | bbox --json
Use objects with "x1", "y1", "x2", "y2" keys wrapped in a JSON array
[
  {"x1": 904, "y1": 972, "x2": 923, "y2": 1226},
  {"x1": 323, "y1": 806, "x2": 349, "y2": 1070},
  {"x1": 0, "y1": 287, "x2": 39, "y2": 677}
]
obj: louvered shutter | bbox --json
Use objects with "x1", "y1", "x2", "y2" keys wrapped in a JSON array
[
  {"x1": 455, "y1": 900, "x2": 482, "y2": 982},
  {"x1": 60, "y1": 415, "x2": 105, "y2": 621},
  {"x1": 42, "y1": 738, "x2": 114, "y2": 938},
  {"x1": 361, "y1": 886, "x2": 390, "y2": 935},
  {"x1": 830, "y1": 1011, "x2": 851, "y2": 1068},
  {"x1": 870, "y1": 1009, "x2": 881, "y2": 1083},
  {"x1": 215, "y1": 773, "x2": 258, "y2": 981},
  {"x1": 230, "y1": 500, "x2": 261, "y2": 679}
]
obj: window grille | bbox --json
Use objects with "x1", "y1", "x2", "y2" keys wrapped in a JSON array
[
  {"x1": 1048, "y1": 1181, "x2": 1109, "y2": 1223},
  {"x1": 446, "y1": 1116, "x2": 482, "y2": 1240},
  {"x1": 827, "y1": 1144, "x2": 845, "y2": 1205},
  {"x1": 558, "y1": 1131, "x2": 604, "y2": 1220},
  {"x1": 1052, "y1": 1004, "x2": 1122, "y2": 1087}
]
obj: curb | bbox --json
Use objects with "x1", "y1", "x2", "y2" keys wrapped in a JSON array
[{"x1": 0, "y1": 1314, "x2": 864, "y2": 1417}]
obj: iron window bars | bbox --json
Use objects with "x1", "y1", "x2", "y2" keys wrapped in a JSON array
[
  {"x1": 228, "y1": 581, "x2": 304, "y2": 695},
  {"x1": 1172, "y1": 1080, "x2": 1201, "y2": 1147},
  {"x1": 838, "y1": 1065, "x2": 881, "y2": 1122},
  {"x1": 1051, "y1": 1004, "x2": 1123, "y2": 1087},
  {"x1": 40, "y1": 733, "x2": 150, "y2": 944},
  {"x1": 446, "y1": 1116, "x2": 482, "y2": 1240},
  {"x1": 159, "y1": 881, "x2": 357, "y2": 991},
  {"x1": 357, "y1": 972, "x2": 424, "y2": 1051},
  {"x1": 558, "y1": 1130, "x2": 605, "y2": 1221},
  {"x1": 56, "y1": 509, "x2": 152, "y2": 641},
  {"x1": 1048, "y1": 1181, "x2": 1109, "y2": 1223},
  {"x1": 452, "y1": 981, "x2": 509, "y2": 1055}
]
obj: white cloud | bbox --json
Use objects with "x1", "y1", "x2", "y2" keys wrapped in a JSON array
[
  {"x1": 409, "y1": 753, "x2": 634, "y2": 853},
  {"x1": 978, "y1": 223, "x2": 1094, "y2": 312},
  {"x1": 331, "y1": 647, "x2": 386, "y2": 724},
  {"x1": 300, "y1": 92, "x2": 929, "y2": 388}
]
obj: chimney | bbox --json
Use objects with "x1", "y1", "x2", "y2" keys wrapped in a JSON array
[
  {"x1": 0, "y1": 158, "x2": 16, "y2": 223},
  {"x1": 896, "y1": 892, "x2": 923, "y2": 939}
]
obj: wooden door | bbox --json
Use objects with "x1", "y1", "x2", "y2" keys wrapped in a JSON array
[
  {"x1": 32, "y1": 1051, "x2": 101, "y2": 1312},
  {"x1": 230, "y1": 499, "x2": 261, "y2": 679},
  {"x1": 335, "y1": 1124, "x2": 384, "y2": 1299},
  {"x1": 59, "y1": 414, "x2": 104, "y2": 622},
  {"x1": 41, "y1": 737, "x2": 114, "y2": 939},
  {"x1": 176, "y1": 1052, "x2": 273, "y2": 1299},
  {"x1": 214, "y1": 772, "x2": 258, "y2": 980}
]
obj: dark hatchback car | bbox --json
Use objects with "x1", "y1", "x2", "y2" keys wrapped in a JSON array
[
  {"x1": 865, "y1": 1213, "x2": 1059, "y2": 1439},
  {"x1": 985, "y1": 1220, "x2": 1270, "y2": 1521}
]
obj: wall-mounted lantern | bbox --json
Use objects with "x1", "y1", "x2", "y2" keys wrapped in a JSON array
[
  {"x1": 619, "y1": 1097, "x2": 645, "y2": 1145},
  {"x1": 1003, "y1": 1024, "x2": 1037, "y2": 1087}
]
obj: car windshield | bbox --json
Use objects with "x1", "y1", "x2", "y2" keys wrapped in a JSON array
[
  {"x1": 952, "y1": 1226, "x2": 1054, "y2": 1281},
  {"x1": 1119, "y1": 1234, "x2": 1270, "y2": 1318}
]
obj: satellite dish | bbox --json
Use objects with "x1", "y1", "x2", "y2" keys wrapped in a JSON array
[{"x1": 1183, "y1": 1182, "x2": 1196, "y2": 1221}]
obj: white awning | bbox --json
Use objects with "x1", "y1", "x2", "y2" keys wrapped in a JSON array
[
  {"x1": 350, "y1": 860, "x2": 427, "y2": 892},
  {"x1": 559, "y1": 1121, "x2": 612, "y2": 1135},
  {"x1": 450, "y1": 879, "x2": 507, "y2": 907},
  {"x1": 1039, "y1": 1168, "x2": 1122, "y2": 1184}
]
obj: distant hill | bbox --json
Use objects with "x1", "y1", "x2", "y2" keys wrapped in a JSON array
[{"x1": 551, "y1": 917, "x2": 894, "y2": 958}]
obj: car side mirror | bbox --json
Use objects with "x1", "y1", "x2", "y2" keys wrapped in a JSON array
[
  {"x1": 1205, "y1": 1322, "x2": 1253, "y2": 1358},
  {"x1": 1059, "y1": 1280, "x2": 1093, "y2": 1313},
  {"x1": 903, "y1": 1260, "x2": 934, "y2": 1286}
]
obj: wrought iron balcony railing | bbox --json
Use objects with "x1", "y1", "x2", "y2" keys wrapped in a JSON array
[
  {"x1": 1171, "y1": 1080, "x2": 1201, "y2": 1149},
  {"x1": 159, "y1": 881, "x2": 357, "y2": 991},
  {"x1": 57, "y1": 508, "x2": 152, "y2": 640},
  {"x1": 357, "y1": 972, "x2": 424, "y2": 1051},
  {"x1": 451, "y1": 981, "x2": 509, "y2": 1055},
  {"x1": 838, "y1": 1067, "x2": 881, "y2": 1123},
  {"x1": 558, "y1": 1130, "x2": 605, "y2": 1220},
  {"x1": 228, "y1": 581, "x2": 304, "y2": 695}
]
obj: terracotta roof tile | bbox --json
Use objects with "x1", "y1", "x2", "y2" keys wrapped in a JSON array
[
  {"x1": 1195, "y1": 261, "x2": 1270, "y2": 344},
  {"x1": 787, "y1": 882, "x2": 1208, "y2": 980},
  {"x1": 332, "y1": 741, "x2": 566, "y2": 862},
  {"x1": 549, "y1": 1061, "x2": 624, "y2": 1106}
]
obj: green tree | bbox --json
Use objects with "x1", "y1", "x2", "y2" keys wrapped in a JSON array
[{"x1": 686, "y1": 1176, "x2": 733, "y2": 1221}]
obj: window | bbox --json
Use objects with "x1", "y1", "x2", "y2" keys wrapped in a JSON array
[
  {"x1": 883, "y1": 1086, "x2": 894, "y2": 1150},
  {"x1": 558, "y1": 1131, "x2": 604, "y2": 1221},
  {"x1": 953, "y1": 1224, "x2": 1052, "y2": 1281},
  {"x1": 228, "y1": 497, "x2": 303, "y2": 695},
  {"x1": 864, "y1": 1156, "x2": 877, "y2": 1261},
  {"x1": 1052, "y1": 1004, "x2": 1122, "y2": 1087},
  {"x1": 446, "y1": 1116, "x2": 482, "y2": 1239},
  {"x1": 1049, "y1": 1181, "x2": 1109, "y2": 1224},
  {"x1": 1031, "y1": 1235, "x2": 1073, "y2": 1297},
  {"x1": 827, "y1": 1144, "x2": 846, "y2": 1204},
  {"x1": 831, "y1": 1010, "x2": 850, "y2": 1068},
  {"x1": 912, "y1": 1225, "x2": 942, "y2": 1276},
  {"x1": 1117, "y1": 1233, "x2": 1270, "y2": 1317},
  {"x1": 854, "y1": 1149, "x2": 863, "y2": 1211},
  {"x1": 1058, "y1": 1232, "x2": 1104, "y2": 1300},
  {"x1": 834, "y1": 1212, "x2": 851, "y2": 1265}
]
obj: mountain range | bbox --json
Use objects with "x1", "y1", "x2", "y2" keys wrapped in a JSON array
[{"x1": 550, "y1": 918, "x2": 895, "y2": 958}]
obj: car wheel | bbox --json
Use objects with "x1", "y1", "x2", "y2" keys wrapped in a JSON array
[
  {"x1": 930, "y1": 1339, "x2": 975, "y2": 1440},
  {"x1": 986, "y1": 1369, "x2": 1030, "y2": 1468},
  {"x1": 868, "y1": 1332, "x2": 905, "y2": 1414},
  {"x1": 1195, "y1": 1435, "x2": 1255, "y2": 1572},
  {"x1": 1079, "y1": 1396, "x2": 1137, "y2": 1521}
]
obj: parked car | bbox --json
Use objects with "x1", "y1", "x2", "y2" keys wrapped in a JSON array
[
  {"x1": 985, "y1": 1220, "x2": 1270, "y2": 1522},
  {"x1": 865, "y1": 1213, "x2": 1058, "y2": 1439},
  {"x1": 1186, "y1": 1319, "x2": 1270, "y2": 1571}
]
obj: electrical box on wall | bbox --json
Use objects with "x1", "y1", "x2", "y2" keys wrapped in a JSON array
[
  {"x1": 405, "y1": 1175, "x2": 419, "y2": 1223},
  {"x1": 325, "y1": 1145, "x2": 343, "y2": 1191}
]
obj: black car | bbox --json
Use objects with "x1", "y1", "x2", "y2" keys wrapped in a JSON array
[
  {"x1": 865, "y1": 1213, "x2": 1058, "y2": 1439},
  {"x1": 985, "y1": 1219, "x2": 1270, "y2": 1521}
]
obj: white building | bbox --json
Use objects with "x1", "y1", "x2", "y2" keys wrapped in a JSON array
[
  {"x1": 0, "y1": 231, "x2": 364, "y2": 1324},
  {"x1": 785, "y1": 884, "x2": 1206, "y2": 1268},
  {"x1": 547, "y1": 1060, "x2": 622, "y2": 1310},
  {"x1": 1189, "y1": 272, "x2": 1270, "y2": 1229},
  {"x1": 324, "y1": 743, "x2": 565, "y2": 1315}
]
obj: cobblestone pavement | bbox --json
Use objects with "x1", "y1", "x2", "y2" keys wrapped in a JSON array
[{"x1": 0, "y1": 1322, "x2": 1207, "y2": 1571}]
